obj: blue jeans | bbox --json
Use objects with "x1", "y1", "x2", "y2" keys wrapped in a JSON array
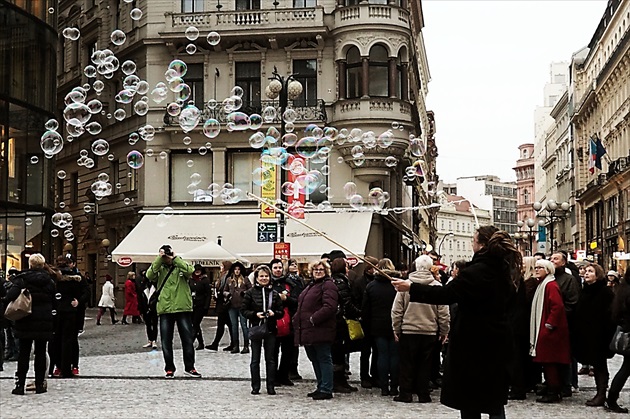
[
  {"x1": 305, "y1": 343, "x2": 333, "y2": 394},
  {"x1": 250, "y1": 334, "x2": 276, "y2": 391},
  {"x1": 159, "y1": 312, "x2": 195, "y2": 372},
  {"x1": 229, "y1": 307, "x2": 249, "y2": 347},
  {"x1": 375, "y1": 336, "x2": 399, "y2": 391}
]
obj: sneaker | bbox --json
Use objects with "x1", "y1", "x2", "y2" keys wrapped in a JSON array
[
  {"x1": 240, "y1": 347, "x2": 250, "y2": 354},
  {"x1": 77, "y1": 330, "x2": 85, "y2": 337},
  {"x1": 165, "y1": 371, "x2": 175, "y2": 379},
  {"x1": 222, "y1": 345, "x2": 234, "y2": 352},
  {"x1": 152, "y1": 342, "x2": 158, "y2": 349},
  {"x1": 307, "y1": 390, "x2": 321, "y2": 397},
  {"x1": 25, "y1": 381, "x2": 36, "y2": 392},
  {"x1": 184, "y1": 369, "x2": 202, "y2": 378},
  {"x1": 72, "y1": 367, "x2": 79, "y2": 376},
  {"x1": 142, "y1": 342, "x2": 153, "y2": 348},
  {"x1": 52, "y1": 368, "x2": 61, "y2": 378},
  {"x1": 205, "y1": 344, "x2": 218, "y2": 351}
]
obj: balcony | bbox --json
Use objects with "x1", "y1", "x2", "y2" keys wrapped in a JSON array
[
  {"x1": 164, "y1": 99, "x2": 326, "y2": 127},
  {"x1": 334, "y1": 4, "x2": 410, "y2": 32},
  {"x1": 332, "y1": 98, "x2": 413, "y2": 125},
  {"x1": 165, "y1": 7, "x2": 325, "y2": 36}
]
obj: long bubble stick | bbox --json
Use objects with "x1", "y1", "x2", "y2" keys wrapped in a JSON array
[{"x1": 246, "y1": 192, "x2": 396, "y2": 281}]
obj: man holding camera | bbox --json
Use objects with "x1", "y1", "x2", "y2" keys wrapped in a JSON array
[{"x1": 146, "y1": 244, "x2": 200, "y2": 378}]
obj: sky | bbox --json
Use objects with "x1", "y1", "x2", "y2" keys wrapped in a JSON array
[{"x1": 421, "y1": 0, "x2": 607, "y2": 183}]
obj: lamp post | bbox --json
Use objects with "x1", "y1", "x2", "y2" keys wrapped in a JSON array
[
  {"x1": 438, "y1": 232, "x2": 454, "y2": 256},
  {"x1": 516, "y1": 218, "x2": 537, "y2": 256},
  {"x1": 265, "y1": 66, "x2": 303, "y2": 243},
  {"x1": 533, "y1": 199, "x2": 570, "y2": 254}
]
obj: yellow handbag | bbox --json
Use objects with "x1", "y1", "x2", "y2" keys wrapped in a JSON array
[{"x1": 345, "y1": 319, "x2": 364, "y2": 341}]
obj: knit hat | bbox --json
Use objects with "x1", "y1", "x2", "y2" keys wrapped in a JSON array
[
  {"x1": 607, "y1": 270, "x2": 620, "y2": 279},
  {"x1": 328, "y1": 250, "x2": 347, "y2": 262}
]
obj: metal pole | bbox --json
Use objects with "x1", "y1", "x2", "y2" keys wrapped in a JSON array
[
  {"x1": 549, "y1": 212, "x2": 554, "y2": 253},
  {"x1": 278, "y1": 75, "x2": 287, "y2": 243},
  {"x1": 528, "y1": 228, "x2": 533, "y2": 256}
]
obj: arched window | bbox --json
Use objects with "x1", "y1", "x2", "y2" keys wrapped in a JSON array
[
  {"x1": 368, "y1": 44, "x2": 389, "y2": 97},
  {"x1": 346, "y1": 47, "x2": 362, "y2": 99}
]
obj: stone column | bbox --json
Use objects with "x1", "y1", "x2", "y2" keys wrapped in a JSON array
[
  {"x1": 362, "y1": 57, "x2": 369, "y2": 98},
  {"x1": 388, "y1": 58, "x2": 396, "y2": 98},
  {"x1": 212, "y1": 147, "x2": 226, "y2": 206},
  {"x1": 338, "y1": 60, "x2": 347, "y2": 100}
]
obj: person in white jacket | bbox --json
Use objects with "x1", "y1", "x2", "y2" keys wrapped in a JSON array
[
  {"x1": 391, "y1": 255, "x2": 450, "y2": 403},
  {"x1": 96, "y1": 275, "x2": 118, "y2": 325}
]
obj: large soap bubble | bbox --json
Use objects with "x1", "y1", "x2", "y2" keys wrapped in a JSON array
[{"x1": 126, "y1": 150, "x2": 144, "y2": 169}]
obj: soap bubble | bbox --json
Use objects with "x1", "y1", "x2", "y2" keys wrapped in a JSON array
[
  {"x1": 168, "y1": 59, "x2": 187, "y2": 78},
  {"x1": 91, "y1": 139, "x2": 110, "y2": 156},
  {"x1": 114, "y1": 109, "x2": 126, "y2": 121},
  {"x1": 385, "y1": 156, "x2": 398, "y2": 167},
  {"x1": 139, "y1": 124, "x2": 155, "y2": 141},
  {"x1": 377, "y1": 130, "x2": 394, "y2": 148},
  {"x1": 344, "y1": 182, "x2": 357, "y2": 199},
  {"x1": 130, "y1": 8, "x2": 142, "y2": 20},
  {"x1": 182, "y1": 136, "x2": 192, "y2": 145},
  {"x1": 110, "y1": 29, "x2": 126, "y2": 46},
  {"x1": 84, "y1": 65, "x2": 97, "y2": 78},
  {"x1": 349, "y1": 194, "x2": 364, "y2": 210},
  {"x1": 248, "y1": 132, "x2": 266, "y2": 149},
  {"x1": 127, "y1": 150, "x2": 144, "y2": 169},
  {"x1": 93, "y1": 80, "x2": 105, "y2": 94},
  {"x1": 282, "y1": 133, "x2": 298, "y2": 147},
  {"x1": 178, "y1": 105, "x2": 201, "y2": 132},
  {"x1": 135, "y1": 80, "x2": 150, "y2": 95},
  {"x1": 186, "y1": 44, "x2": 197, "y2": 55},
  {"x1": 45, "y1": 119, "x2": 59, "y2": 131},
  {"x1": 283, "y1": 108, "x2": 297, "y2": 123},
  {"x1": 262, "y1": 106, "x2": 276, "y2": 122},
  {"x1": 159, "y1": 151, "x2": 167, "y2": 160},
  {"x1": 85, "y1": 121, "x2": 102, "y2": 135},
  {"x1": 57, "y1": 170, "x2": 67, "y2": 179},
  {"x1": 187, "y1": 160, "x2": 194, "y2": 168},
  {"x1": 62, "y1": 27, "x2": 80, "y2": 40},
  {"x1": 121, "y1": 60, "x2": 137, "y2": 75},
  {"x1": 391, "y1": 121, "x2": 400, "y2": 130},
  {"x1": 115, "y1": 89, "x2": 134, "y2": 104},
  {"x1": 185, "y1": 26, "x2": 199, "y2": 41},
  {"x1": 51, "y1": 229, "x2": 59, "y2": 237},
  {"x1": 198, "y1": 146, "x2": 208, "y2": 156},
  {"x1": 146, "y1": 149, "x2": 154, "y2": 157},
  {"x1": 87, "y1": 99, "x2": 103, "y2": 114},
  {"x1": 30, "y1": 156, "x2": 39, "y2": 164},
  {"x1": 134, "y1": 100, "x2": 149, "y2": 116},
  {"x1": 124, "y1": 197, "x2": 131, "y2": 205},
  {"x1": 40, "y1": 131, "x2": 64, "y2": 155},
  {"x1": 207, "y1": 31, "x2": 220, "y2": 46}
]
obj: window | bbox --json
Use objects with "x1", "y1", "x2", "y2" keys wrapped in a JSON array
[
  {"x1": 346, "y1": 47, "x2": 362, "y2": 99},
  {"x1": 368, "y1": 44, "x2": 389, "y2": 97},
  {"x1": 128, "y1": 165, "x2": 138, "y2": 192},
  {"x1": 228, "y1": 151, "x2": 264, "y2": 200},
  {"x1": 110, "y1": 160, "x2": 120, "y2": 192},
  {"x1": 171, "y1": 153, "x2": 213, "y2": 202},
  {"x1": 441, "y1": 220, "x2": 444, "y2": 230},
  {"x1": 182, "y1": 0, "x2": 204, "y2": 12},
  {"x1": 523, "y1": 189, "x2": 529, "y2": 205},
  {"x1": 235, "y1": 62, "x2": 261, "y2": 111},
  {"x1": 294, "y1": 0, "x2": 316, "y2": 6},
  {"x1": 236, "y1": 0, "x2": 260, "y2": 10},
  {"x1": 293, "y1": 59, "x2": 317, "y2": 106},
  {"x1": 186, "y1": 63, "x2": 204, "y2": 110},
  {"x1": 448, "y1": 221, "x2": 452, "y2": 230},
  {"x1": 57, "y1": 177, "x2": 65, "y2": 205},
  {"x1": 456, "y1": 222, "x2": 460, "y2": 231},
  {"x1": 70, "y1": 172, "x2": 79, "y2": 204}
]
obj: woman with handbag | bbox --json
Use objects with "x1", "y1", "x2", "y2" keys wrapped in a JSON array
[
  {"x1": 4, "y1": 254, "x2": 55, "y2": 395},
  {"x1": 294, "y1": 260, "x2": 339, "y2": 400},
  {"x1": 606, "y1": 268, "x2": 630, "y2": 413},
  {"x1": 573, "y1": 263, "x2": 616, "y2": 407},
  {"x1": 241, "y1": 265, "x2": 283, "y2": 395}
]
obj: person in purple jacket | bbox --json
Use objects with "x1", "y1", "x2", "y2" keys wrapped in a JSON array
[{"x1": 293, "y1": 260, "x2": 338, "y2": 400}]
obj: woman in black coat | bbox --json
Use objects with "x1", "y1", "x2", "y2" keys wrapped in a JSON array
[
  {"x1": 4, "y1": 254, "x2": 55, "y2": 395},
  {"x1": 606, "y1": 268, "x2": 630, "y2": 413},
  {"x1": 573, "y1": 263, "x2": 616, "y2": 407},
  {"x1": 330, "y1": 257, "x2": 362, "y2": 393},
  {"x1": 241, "y1": 265, "x2": 284, "y2": 395},
  {"x1": 393, "y1": 226, "x2": 521, "y2": 419}
]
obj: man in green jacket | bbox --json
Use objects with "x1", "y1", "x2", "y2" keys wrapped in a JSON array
[{"x1": 146, "y1": 244, "x2": 201, "y2": 378}]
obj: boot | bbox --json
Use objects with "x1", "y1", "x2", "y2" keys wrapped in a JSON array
[
  {"x1": 586, "y1": 370, "x2": 608, "y2": 407},
  {"x1": 333, "y1": 370, "x2": 357, "y2": 393},
  {"x1": 12, "y1": 376, "x2": 25, "y2": 395},
  {"x1": 605, "y1": 399, "x2": 629, "y2": 414},
  {"x1": 35, "y1": 381, "x2": 47, "y2": 394}
]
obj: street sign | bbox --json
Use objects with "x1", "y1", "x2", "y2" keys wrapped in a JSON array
[
  {"x1": 257, "y1": 222, "x2": 278, "y2": 242},
  {"x1": 274, "y1": 242, "x2": 291, "y2": 260}
]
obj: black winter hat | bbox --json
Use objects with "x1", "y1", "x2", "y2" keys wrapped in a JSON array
[{"x1": 328, "y1": 250, "x2": 347, "y2": 262}]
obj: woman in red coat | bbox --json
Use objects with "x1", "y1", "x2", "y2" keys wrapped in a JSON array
[
  {"x1": 529, "y1": 259, "x2": 570, "y2": 403},
  {"x1": 122, "y1": 272, "x2": 141, "y2": 324}
]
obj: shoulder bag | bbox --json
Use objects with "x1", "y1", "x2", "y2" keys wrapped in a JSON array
[
  {"x1": 5, "y1": 288, "x2": 32, "y2": 321},
  {"x1": 248, "y1": 290, "x2": 273, "y2": 341},
  {"x1": 146, "y1": 265, "x2": 176, "y2": 317},
  {"x1": 609, "y1": 325, "x2": 630, "y2": 356}
]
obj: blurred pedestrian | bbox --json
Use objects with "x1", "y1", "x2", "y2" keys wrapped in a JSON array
[
  {"x1": 286, "y1": 258, "x2": 306, "y2": 380},
  {"x1": 607, "y1": 270, "x2": 621, "y2": 288},
  {"x1": 206, "y1": 261, "x2": 234, "y2": 351},
  {"x1": 122, "y1": 272, "x2": 141, "y2": 324},
  {"x1": 189, "y1": 265, "x2": 211, "y2": 350},
  {"x1": 140, "y1": 272, "x2": 158, "y2": 349},
  {"x1": 353, "y1": 255, "x2": 379, "y2": 389},
  {"x1": 96, "y1": 275, "x2": 118, "y2": 325},
  {"x1": 294, "y1": 260, "x2": 338, "y2": 400},
  {"x1": 393, "y1": 226, "x2": 521, "y2": 419},
  {"x1": 606, "y1": 269, "x2": 630, "y2": 413}
]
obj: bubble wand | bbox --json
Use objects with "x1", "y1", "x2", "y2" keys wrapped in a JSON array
[{"x1": 246, "y1": 192, "x2": 395, "y2": 281}]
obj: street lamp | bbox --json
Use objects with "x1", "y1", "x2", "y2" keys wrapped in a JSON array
[
  {"x1": 265, "y1": 66, "x2": 303, "y2": 243},
  {"x1": 516, "y1": 218, "x2": 537, "y2": 256},
  {"x1": 438, "y1": 232, "x2": 454, "y2": 256},
  {"x1": 533, "y1": 199, "x2": 570, "y2": 254}
]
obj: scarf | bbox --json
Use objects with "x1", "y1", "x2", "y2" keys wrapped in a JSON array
[{"x1": 529, "y1": 274, "x2": 555, "y2": 357}]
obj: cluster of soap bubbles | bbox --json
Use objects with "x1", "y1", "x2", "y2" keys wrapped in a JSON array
[
  {"x1": 51, "y1": 212, "x2": 74, "y2": 241},
  {"x1": 341, "y1": 182, "x2": 391, "y2": 211},
  {"x1": 90, "y1": 173, "x2": 113, "y2": 199}
]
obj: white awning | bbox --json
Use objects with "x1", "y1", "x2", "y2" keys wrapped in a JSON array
[{"x1": 111, "y1": 211, "x2": 373, "y2": 265}]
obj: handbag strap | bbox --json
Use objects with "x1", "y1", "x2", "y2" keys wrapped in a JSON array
[{"x1": 156, "y1": 264, "x2": 176, "y2": 296}]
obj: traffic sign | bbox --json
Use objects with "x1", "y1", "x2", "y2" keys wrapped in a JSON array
[
  {"x1": 257, "y1": 222, "x2": 278, "y2": 242},
  {"x1": 274, "y1": 242, "x2": 291, "y2": 260}
]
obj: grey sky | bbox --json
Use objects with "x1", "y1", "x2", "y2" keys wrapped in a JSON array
[{"x1": 421, "y1": 0, "x2": 607, "y2": 183}]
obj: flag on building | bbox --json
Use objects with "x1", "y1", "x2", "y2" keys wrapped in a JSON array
[{"x1": 588, "y1": 136, "x2": 607, "y2": 174}]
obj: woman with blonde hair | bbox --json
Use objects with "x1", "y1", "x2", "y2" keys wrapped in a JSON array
[{"x1": 294, "y1": 260, "x2": 338, "y2": 400}]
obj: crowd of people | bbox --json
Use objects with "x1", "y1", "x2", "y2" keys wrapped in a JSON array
[{"x1": 1, "y1": 227, "x2": 629, "y2": 419}]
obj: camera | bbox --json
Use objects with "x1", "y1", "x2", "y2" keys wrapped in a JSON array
[{"x1": 160, "y1": 245, "x2": 174, "y2": 256}]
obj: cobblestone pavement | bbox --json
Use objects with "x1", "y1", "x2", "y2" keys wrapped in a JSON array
[{"x1": 1, "y1": 310, "x2": 628, "y2": 418}]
